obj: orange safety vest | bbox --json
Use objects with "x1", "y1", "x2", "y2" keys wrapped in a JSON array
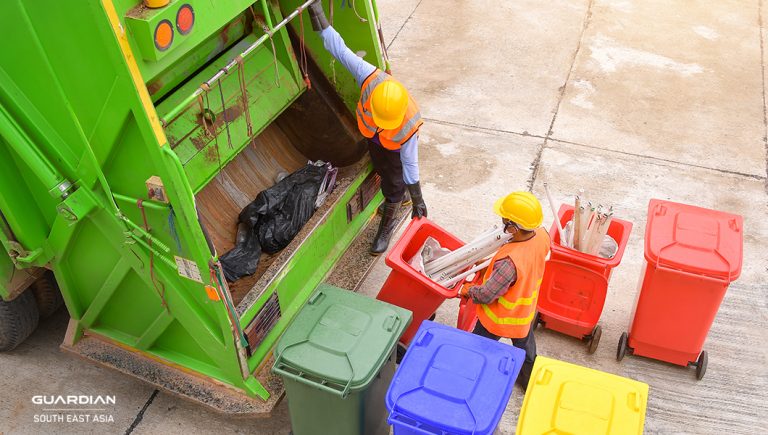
[
  {"x1": 476, "y1": 228, "x2": 551, "y2": 338},
  {"x1": 356, "y1": 69, "x2": 423, "y2": 150}
]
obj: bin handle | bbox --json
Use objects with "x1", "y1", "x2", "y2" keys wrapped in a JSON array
[
  {"x1": 498, "y1": 356, "x2": 511, "y2": 375},
  {"x1": 387, "y1": 412, "x2": 443, "y2": 435},
  {"x1": 415, "y1": 330, "x2": 437, "y2": 347},
  {"x1": 654, "y1": 263, "x2": 730, "y2": 285},
  {"x1": 390, "y1": 387, "x2": 479, "y2": 435},
  {"x1": 655, "y1": 242, "x2": 732, "y2": 284},
  {"x1": 546, "y1": 259, "x2": 609, "y2": 286},
  {"x1": 308, "y1": 290, "x2": 326, "y2": 306},
  {"x1": 383, "y1": 315, "x2": 401, "y2": 332},
  {"x1": 552, "y1": 246, "x2": 611, "y2": 270},
  {"x1": 273, "y1": 340, "x2": 355, "y2": 398}
]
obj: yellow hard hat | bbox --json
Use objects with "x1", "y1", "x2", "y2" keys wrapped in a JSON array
[
  {"x1": 370, "y1": 80, "x2": 409, "y2": 130},
  {"x1": 493, "y1": 192, "x2": 544, "y2": 231}
]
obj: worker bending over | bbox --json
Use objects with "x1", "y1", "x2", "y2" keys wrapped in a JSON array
[
  {"x1": 307, "y1": 1, "x2": 427, "y2": 254},
  {"x1": 461, "y1": 192, "x2": 550, "y2": 389}
]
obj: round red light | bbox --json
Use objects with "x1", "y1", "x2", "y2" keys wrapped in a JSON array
[{"x1": 177, "y1": 5, "x2": 194, "y2": 35}]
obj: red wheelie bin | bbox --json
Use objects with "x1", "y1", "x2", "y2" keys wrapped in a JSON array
[
  {"x1": 535, "y1": 204, "x2": 633, "y2": 353},
  {"x1": 455, "y1": 270, "x2": 483, "y2": 333},
  {"x1": 376, "y1": 218, "x2": 465, "y2": 345},
  {"x1": 617, "y1": 199, "x2": 743, "y2": 379}
]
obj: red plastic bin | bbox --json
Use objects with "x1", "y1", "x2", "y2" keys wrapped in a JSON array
[
  {"x1": 455, "y1": 270, "x2": 485, "y2": 333},
  {"x1": 537, "y1": 260, "x2": 608, "y2": 345},
  {"x1": 377, "y1": 218, "x2": 465, "y2": 345},
  {"x1": 536, "y1": 204, "x2": 633, "y2": 353},
  {"x1": 548, "y1": 205, "x2": 633, "y2": 279},
  {"x1": 617, "y1": 199, "x2": 743, "y2": 379}
]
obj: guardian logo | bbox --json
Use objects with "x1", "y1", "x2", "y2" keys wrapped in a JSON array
[
  {"x1": 31, "y1": 394, "x2": 116, "y2": 424},
  {"x1": 32, "y1": 396, "x2": 116, "y2": 405}
]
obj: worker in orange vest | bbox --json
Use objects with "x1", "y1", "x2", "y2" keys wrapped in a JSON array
[
  {"x1": 461, "y1": 192, "x2": 551, "y2": 389},
  {"x1": 307, "y1": 1, "x2": 427, "y2": 254}
]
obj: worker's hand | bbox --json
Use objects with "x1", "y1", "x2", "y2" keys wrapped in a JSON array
[
  {"x1": 308, "y1": 0, "x2": 330, "y2": 31},
  {"x1": 459, "y1": 284, "x2": 473, "y2": 298},
  {"x1": 458, "y1": 284, "x2": 467, "y2": 297},
  {"x1": 407, "y1": 182, "x2": 427, "y2": 219}
]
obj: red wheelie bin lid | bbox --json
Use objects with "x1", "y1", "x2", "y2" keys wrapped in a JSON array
[{"x1": 645, "y1": 199, "x2": 743, "y2": 281}]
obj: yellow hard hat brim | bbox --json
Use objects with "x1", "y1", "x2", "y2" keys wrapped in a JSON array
[
  {"x1": 371, "y1": 109, "x2": 405, "y2": 130},
  {"x1": 493, "y1": 197, "x2": 506, "y2": 218}
]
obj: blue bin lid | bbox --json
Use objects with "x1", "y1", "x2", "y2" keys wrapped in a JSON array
[{"x1": 386, "y1": 321, "x2": 525, "y2": 434}]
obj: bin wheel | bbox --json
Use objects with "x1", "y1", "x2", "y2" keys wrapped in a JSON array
[
  {"x1": 396, "y1": 343, "x2": 407, "y2": 365},
  {"x1": 533, "y1": 312, "x2": 544, "y2": 329},
  {"x1": 587, "y1": 325, "x2": 601, "y2": 354},
  {"x1": 696, "y1": 351, "x2": 708, "y2": 380},
  {"x1": 617, "y1": 332, "x2": 629, "y2": 361}
]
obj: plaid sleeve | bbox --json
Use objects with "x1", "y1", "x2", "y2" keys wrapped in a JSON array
[{"x1": 467, "y1": 258, "x2": 517, "y2": 304}]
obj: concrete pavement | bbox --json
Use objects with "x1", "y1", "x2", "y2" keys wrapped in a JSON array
[{"x1": 1, "y1": 0, "x2": 766, "y2": 433}]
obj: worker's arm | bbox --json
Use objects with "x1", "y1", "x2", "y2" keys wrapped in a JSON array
[
  {"x1": 308, "y1": 0, "x2": 375, "y2": 86},
  {"x1": 400, "y1": 135, "x2": 420, "y2": 185},
  {"x1": 467, "y1": 258, "x2": 517, "y2": 304},
  {"x1": 318, "y1": 27, "x2": 376, "y2": 87},
  {"x1": 401, "y1": 135, "x2": 428, "y2": 217}
]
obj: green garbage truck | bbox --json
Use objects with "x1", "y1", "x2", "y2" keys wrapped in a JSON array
[{"x1": 0, "y1": 0, "x2": 393, "y2": 415}]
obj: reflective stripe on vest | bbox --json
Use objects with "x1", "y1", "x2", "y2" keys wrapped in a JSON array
[
  {"x1": 480, "y1": 305, "x2": 536, "y2": 325},
  {"x1": 476, "y1": 228, "x2": 551, "y2": 338},
  {"x1": 356, "y1": 106, "x2": 376, "y2": 132},
  {"x1": 356, "y1": 69, "x2": 423, "y2": 150},
  {"x1": 357, "y1": 70, "x2": 389, "y2": 138},
  {"x1": 360, "y1": 71, "x2": 387, "y2": 107},
  {"x1": 496, "y1": 284, "x2": 540, "y2": 311},
  {"x1": 389, "y1": 110, "x2": 422, "y2": 143}
]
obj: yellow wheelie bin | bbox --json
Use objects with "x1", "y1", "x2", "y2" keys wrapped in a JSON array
[{"x1": 517, "y1": 357, "x2": 649, "y2": 435}]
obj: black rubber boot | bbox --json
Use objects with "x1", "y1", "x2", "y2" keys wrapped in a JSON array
[
  {"x1": 371, "y1": 201, "x2": 401, "y2": 255},
  {"x1": 377, "y1": 194, "x2": 410, "y2": 215}
]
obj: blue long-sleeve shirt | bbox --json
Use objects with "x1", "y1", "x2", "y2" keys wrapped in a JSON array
[{"x1": 319, "y1": 26, "x2": 420, "y2": 184}]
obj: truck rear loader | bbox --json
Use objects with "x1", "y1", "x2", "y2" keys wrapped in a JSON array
[{"x1": 0, "y1": 0, "x2": 392, "y2": 415}]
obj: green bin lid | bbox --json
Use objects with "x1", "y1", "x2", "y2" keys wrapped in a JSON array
[{"x1": 273, "y1": 284, "x2": 411, "y2": 396}]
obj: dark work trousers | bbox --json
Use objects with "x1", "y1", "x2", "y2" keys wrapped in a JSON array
[
  {"x1": 472, "y1": 319, "x2": 537, "y2": 390},
  {"x1": 367, "y1": 139, "x2": 405, "y2": 204}
]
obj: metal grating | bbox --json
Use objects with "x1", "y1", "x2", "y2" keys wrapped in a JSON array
[
  {"x1": 346, "y1": 172, "x2": 381, "y2": 223},
  {"x1": 244, "y1": 292, "x2": 281, "y2": 354}
]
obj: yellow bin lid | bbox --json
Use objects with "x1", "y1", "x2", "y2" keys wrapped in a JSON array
[{"x1": 517, "y1": 357, "x2": 648, "y2": 435}]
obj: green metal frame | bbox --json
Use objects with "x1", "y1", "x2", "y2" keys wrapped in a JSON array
[{"x1": 0, "y1": 0, "x2": 387, "y2": 402}]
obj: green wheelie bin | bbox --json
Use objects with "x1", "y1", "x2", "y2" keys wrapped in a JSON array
[{"x1": 273, "y1": 284, "x2": 412, "y2": 435}]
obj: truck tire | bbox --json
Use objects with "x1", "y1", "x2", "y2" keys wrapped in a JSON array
[
  {"x1": 0, "y1": 290, "x2": 40, "y2": 351},
  {"x1": 30, "y1": 271, "x2": 63, "y2": 318}
]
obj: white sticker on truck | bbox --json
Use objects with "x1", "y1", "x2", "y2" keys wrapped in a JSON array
[{"x1": 174, "y1": 256, "x2": 203, "y2": 283}]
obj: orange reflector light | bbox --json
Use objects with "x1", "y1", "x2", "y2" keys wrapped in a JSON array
[
  {"x1": 154, "y1": 19, "x2": 173, "y2": 51},
  {"x1": 177, "y1": 4, "x2": 194, "y2": 35},
  {"x1": 205, "y1": 285, "x2": 220, "y2": 301}
]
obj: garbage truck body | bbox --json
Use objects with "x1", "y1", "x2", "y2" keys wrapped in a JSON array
[{"x1": 0, "y1": 0, "x2": 390, "y2": 415}]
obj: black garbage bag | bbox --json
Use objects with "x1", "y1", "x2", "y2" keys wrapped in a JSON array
[
  {"x1": 220, "y1": 222, "x2": 262, "y2": 282},
  {"x1": 240, "y1": 164, "x2": 328, "y2": 254},
  {"x1": 220, "y1": 163, "x2": 330, "y2": 281}
]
